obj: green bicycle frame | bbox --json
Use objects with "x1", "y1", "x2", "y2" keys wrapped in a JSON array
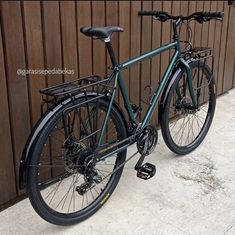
[{"x1": 97, "y1": 34, "x2": 197, "y2": 149}]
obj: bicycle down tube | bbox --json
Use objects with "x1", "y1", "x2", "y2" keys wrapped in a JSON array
[{"x1": 97, "y1": 40, "x2": 195, "y2": 148}]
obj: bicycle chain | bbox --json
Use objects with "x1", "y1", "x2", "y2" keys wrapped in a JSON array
[{"x1": 89, "y1": 150, "x2": 139, "y2": 191}]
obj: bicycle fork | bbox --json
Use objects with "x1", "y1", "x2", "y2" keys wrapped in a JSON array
[{"x1": 176, "y1": 58, "x2": 198, "y2": 109}]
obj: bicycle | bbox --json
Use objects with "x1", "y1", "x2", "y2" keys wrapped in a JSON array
[{"x1": 19, "y1": 10, "x2": 223, "y2": 225}]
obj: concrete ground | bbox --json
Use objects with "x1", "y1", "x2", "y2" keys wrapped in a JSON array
[{"x1": 0, "y1": 89, "x2": 235, "y2": 235}]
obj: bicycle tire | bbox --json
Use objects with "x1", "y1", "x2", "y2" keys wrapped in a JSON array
[
  {"x1": 26, "y1": 97, "x2": 127, "y2": 225},
  {"x1": 160, "y1": 61, "x2": 216, "y2": 155}
]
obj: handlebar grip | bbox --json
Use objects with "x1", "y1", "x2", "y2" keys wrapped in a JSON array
[
  {"x1": 200, "y1": 11, "x2": 224, "y2": 20},
  {"x1": 138, "y1": 11, "x2": 157, "y2": 16}
]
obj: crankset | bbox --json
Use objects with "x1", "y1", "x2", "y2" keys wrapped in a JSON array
[
  {"x1": 136, "y1": 125, "x2": 158, "y2": 156},
  {"x1": 75, "y1": 126, "x2": 159, "y2": 193},
  {"x1": 135, "y1": 125, "x2": 158, "y2": 180}
]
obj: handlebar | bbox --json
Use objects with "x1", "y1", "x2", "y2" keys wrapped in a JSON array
[{"x1": 138, "y1": 11, "x2": 224, "y2": 23}]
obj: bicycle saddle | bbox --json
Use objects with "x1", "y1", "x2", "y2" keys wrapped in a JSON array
[{"x1": 80, "y1": 26, "x2": 123, "y2": 38}]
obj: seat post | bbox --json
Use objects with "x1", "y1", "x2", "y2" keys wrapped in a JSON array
[{"x1": 104, "y1": 38, "x2": 118, "y2": 67}]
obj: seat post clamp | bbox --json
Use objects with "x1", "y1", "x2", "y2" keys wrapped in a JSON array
[{"x1": 103, "y1": 36, "x2": 111, "y2": 43}]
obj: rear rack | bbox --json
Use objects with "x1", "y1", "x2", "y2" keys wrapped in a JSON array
[
  {"x1": 40, "y1": 75, "x2": 112, "y2": 114},
  {"x1": 40, "y1": 75, "x2": 112, "y2": 100}
]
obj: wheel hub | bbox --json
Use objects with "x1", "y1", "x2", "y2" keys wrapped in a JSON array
[{"x1": 175, "y1": 96, "x2": 197, "y2": 114}]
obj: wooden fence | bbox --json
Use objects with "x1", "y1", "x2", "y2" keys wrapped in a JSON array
[{"x1": 0, "y1": 1, "x2": 235, "y2": 208}]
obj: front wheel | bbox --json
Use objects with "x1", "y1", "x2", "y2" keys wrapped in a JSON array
[
  {"x1": 26, "y1": 97, "x2": 127, "y2": 225},
  {"x1": 161, "y1": 61, "x2": 216, "y2": 155}
]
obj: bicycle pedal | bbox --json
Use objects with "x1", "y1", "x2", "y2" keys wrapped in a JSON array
[{"x1": 137, "y1": 163, "x2": 156, "y2": 180}]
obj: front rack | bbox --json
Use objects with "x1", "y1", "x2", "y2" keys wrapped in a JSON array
[
  {"x1": 183, "y1": 46, "x2": 214, "y2": 74},
  {"x1": 183, "y1": 47, "x2": 213, "y2": 62}
]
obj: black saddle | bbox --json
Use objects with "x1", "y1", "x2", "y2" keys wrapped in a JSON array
[{"x1": 80, "y1": 26, "x2": 123, "y2": 38}]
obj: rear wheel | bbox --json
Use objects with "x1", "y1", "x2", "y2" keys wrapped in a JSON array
[
  {"x1": 26, "y1": 97, "x2": 127, "y2": 225},
  {"x1": 161, "y1": 61, "x2": 216, "y2": 155}
]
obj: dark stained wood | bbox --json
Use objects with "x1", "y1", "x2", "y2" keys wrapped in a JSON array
[
  {"x1": 179, "y1": 0, "x2": 189, "y2": 48},
  {"x1": 105, "y1": 1, "x2": 119, "y2": 141},
  {"x1": 160, "y1": 1, "x2": 171, "y2": 78},
  {"x1": 91, "y1": 1, "x2": 106, "y2": 77},
  {"x1": 170, "y1": 0, "x2": 180, "y2": 57},
  {"x1": 188, "y1": 0, "x2": 196, "y2": 41},
  {"x1": 193, "y1": 1, "x2": 204, "y2": 46},
  {"x1": 207, "y1": 1, "x2": 217, "y2": 69},
  {"x1": 217, "y1": 1, "x2": 229, "y2": 95},
  {"x1": 0, "y1": 21, "x2": 16, "y2": 205},
  {"x1": 151, "y1": 1, "x2": 162, "y2": 125},
  {"x1": 23, "y1": 1, "x2": 45, "y2": 125},
  {"x1": 118, "y1": 1, "x2": 130, "y2": 108},
  {"x1": 129, "y1": 1, "x2": 141, "y2": 111},
  {"x1": 223, "y1": 6, "x2": 235, "y2": 92},
  {"x1": 105, "y1": 1, "x2": 118, "y2": 75},
  {"x1": 1, "y1": 1, "x2": 31, "y2": 195},
  {"x1": 201, "y1": 1, "x2": 210, "y2": 47},
  {"x1": 213, "y1": 1, "x2": 223, "y2": 90},
  {"x1": 77, "y1": 1, "x2": 92, "y2": 76},
  {"x1": 42, "y1": 1, "x2": 63, "y2": 85},
  {"x1": 60, "y1": 1, "x2": 78, "y2": 80},
  {"x1": 140, "y1": 1, "x2": 152, "y2": 117},
  {"x1": 0, "y1": 0, "x2": 235, "y2": 207},
  {"x1": 42, "y1": 1, "x2": 64, "y2": 180}
]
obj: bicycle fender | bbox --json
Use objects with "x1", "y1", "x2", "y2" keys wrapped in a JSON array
[
  {"x1": 19, "y1": 92, "x2": 128, "y2": 189},
  {"x1": 158, "y1": 59, "x2": 195, "y2": 124}
]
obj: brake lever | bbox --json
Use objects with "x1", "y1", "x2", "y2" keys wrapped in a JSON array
[
  {"x1": 153, "y1": 16, "x2": 160, "y2": 21},
  {"x1": 215, "y1": 17, "x2": 223, "y2": 21},
  {"x1": 153, "y1": 15, "x2": 168, "y2": 22}
]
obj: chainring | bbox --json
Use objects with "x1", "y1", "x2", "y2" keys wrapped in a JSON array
[{"x1": 137, "y1": 125, "x2": 158, "y2": 155}]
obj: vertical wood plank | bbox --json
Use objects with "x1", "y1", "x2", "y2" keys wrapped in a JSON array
[
  {"x1": 119, "y1": 1, "x2": 130, "y2": 108},
  {"x1": 160, "y1": 1, "x2": 171, "y2": 78},
  {"x1": 105, "y1": 1, "x2": 118, "y2": 75},
  {"x1": 1, "y1": 0, "x2": 235, "y2": 207},
  {"x1": 77, "y1": 1, "x2": 92, "y2": 76},
  {"x1": 60, "y1": 1, "x2": 78, "y2": 80},
  {"x1": 42, "y1": 1, "x2": 64, "y2": 180},
  {"x1": 1, "y1": 1, "x2": 31, "y2": 192},
  {"x1": 0, "y1": 21, "x2": 16, "y2": 205},
  {"x1": 105, "y1": 1, "x2": 119, "y2": 139},
  {"x1": 213, "y1": 1, "x2": 223, "y2": 91},
  {"x1": 188, "y1": 0, "x2": 196, "y2": 44},
  {"x1": 130, "y1": 1, "x2": 141, "y2": 110},
  {"x1": 171, "y1": 0, "x2": 180, "y2": 50},
  {"x1": 207, "y1": 1, "x2": 217, "y2": 69},
  {"x1": 151, "y1": 0, "x2": 162, "y2": 125},
  {"x1": 223, "y1": 6, "x2": 235, "y2": 92},
  {"x1": 23, "y1": 1, "x2": 45, "y2": 125},
  {"x1": 140, "y1": 1, "x2": 152, "y2": 118},
  {"x1": 201, "y1": 1, "x2": 210, "y2": 47},
  {"x1": 179, "y1": 0, "x2": 189, "y2": 48},
  {"x1": 193, "y1": 1, "x2": 204, "y2": 46},
  {"x1": 130, "y1": 1, "x2": 141, "y2": 119},
  {"x1": 217, "y1": 1, "x2": 229, "y2": 95},
  {"x1": 42, "y1": 1, "x2": 63, "y2": 85},
  {"x1": 92, "y1": 1, "x2": 106, "y2": 77}
]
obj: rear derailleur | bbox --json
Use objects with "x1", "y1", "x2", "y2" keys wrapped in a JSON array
[{"x1": 76, "y1": 166, "x2": 102, "y2": 196}]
